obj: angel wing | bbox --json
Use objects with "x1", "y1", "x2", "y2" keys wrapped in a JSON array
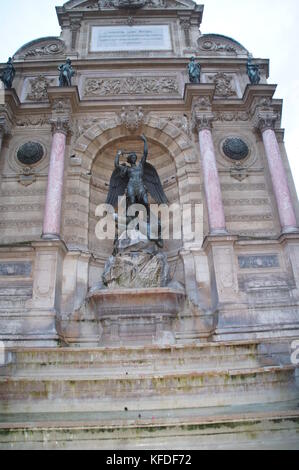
[
  {"x1": 105, "y1": 165, "x2": 129, "y2": 208},
  {"x1": 144, "y1": 162, "x2": 168, "y2": 204}
]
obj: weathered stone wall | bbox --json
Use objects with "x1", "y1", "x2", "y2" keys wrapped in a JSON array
[{"x1": 0, "y1": 0, "x2": 298, "y2": 346}]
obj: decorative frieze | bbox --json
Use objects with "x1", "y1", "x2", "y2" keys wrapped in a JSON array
[
  {"x1": 0, "y1": 204, "x2": 43, "y2": 213},
  {"x1": 213, "y1": 111, "x2": 250, "y2": 122},
  {"x1": 0, "y1": 189, "x2": 46, "y2": 197},
  {"x1": 238, "y1": 255, "x2": 280, "y2": 270},
  {"x1": 98, "y1": 0, "x2": 167, "y2": 8},
  {"x1": 222, "y1": 183, "x2": 266, "y2": 192},
  {"x1": 84, "y1": 76, "x2": 179, "y2": 97},
  {"x1": 15, "y1": 116, "x2": 50, "y2": 127},
  {"x1": 223, "y1": 198, "x2": 270, "y2": 207},
  {"x1": 0, "y1": 220, "x2": 42, "y2": 229},
  {"x1": 226, "y1": 214, "x2": 273, "y2": 222}
]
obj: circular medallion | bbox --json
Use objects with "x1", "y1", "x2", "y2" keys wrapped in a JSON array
[
  {"x1": 17, "y1": 142, "x2": 44, "y2": 166},
  {"x1": 222, "y1": 138, "x2": 249, "y2": 161}
]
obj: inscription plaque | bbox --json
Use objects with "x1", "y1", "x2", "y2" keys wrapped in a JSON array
[
  {"x1": 238, "y1": 255, "x2": 279, "y2": 270},
  {"x1": 90, "y1": 25, "x2": 172, "y2": 52},
  {"x1": 0, "y1": 262, "x2": 32, "y2": 277}
]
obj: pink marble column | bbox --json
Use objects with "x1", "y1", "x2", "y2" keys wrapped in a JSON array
[
  {"x1": 198, "y1": 123, "x2": 227, "y2": 235},
  {"x1": 42, "y1": 129, "x2": 67, "y2": 239},
  {"x1": 261, "y1": 127, "x2": 298, "y2": 233}
]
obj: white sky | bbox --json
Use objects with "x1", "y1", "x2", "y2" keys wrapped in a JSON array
[{"x1": 0, "y1": 0, "x2": 298, "y2": 194}]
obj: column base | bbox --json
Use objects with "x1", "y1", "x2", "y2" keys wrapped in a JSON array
[
  {"x1": 41, "y1": 233, "x2": 61, "y2": 240},
  {"x1": 281, "y1": 226, "x2": 299, "y2": 235},
  {"x1": 210, "y1": 229, "x2": 229, "y2": 236}
]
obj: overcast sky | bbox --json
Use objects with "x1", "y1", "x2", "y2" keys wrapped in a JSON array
[{"x1": 0, "y1": 0, "x2": 298, "y2": 194}]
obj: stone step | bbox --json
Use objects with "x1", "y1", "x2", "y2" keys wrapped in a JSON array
[
  {"x1": 0, "y1": 365, "x2": 297, "y2": 414},
  {"x1": 1, "y1": 409, "x2": 299, "y2": 450},
  {"x1": 3, "y1": 341, "x2": 276, "y2": 375}
]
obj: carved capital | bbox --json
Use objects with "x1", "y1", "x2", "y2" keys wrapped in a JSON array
[
  {"x1": 254, "y1": 109, "x2": 279, "y2": 133},
  {"x1": 191, "y1": 98, "x2": 214, "y2": 131},
  {"x1": 70, "y1": 19, "x2": 82, "y2": 32},
  {"x1": 195, "y1": 114, "x2": 214, "y2": 132},
  {"x1": 180, "y1": 18, "x2": 191, "y2": 31},
  {"x1": 50, "y1": 117, "x2": 72, "y2": 136},
  {"x1": 50, "y1": 97, "x2": 72, "y2": 135}
]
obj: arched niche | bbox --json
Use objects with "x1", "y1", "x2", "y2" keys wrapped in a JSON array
[{"x1": 64, "y1": 117, "x2": 203, "y2": 287}]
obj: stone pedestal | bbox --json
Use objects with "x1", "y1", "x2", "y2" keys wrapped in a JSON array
[
  {"x1": 0, "y1": 241, "x2": 66, "y2": 347},
  {"x1": 28, "y1": 240, "x2": 67, "y2": 345},
  {"x1": 203, "y1": 235, "x2": 239, "y2": 304},
  {"x1": 89, "y1": 287, "x2": 185, "y2": 347},
  {"x1": 178, "y1": 249, "x2": 218, "y2": 342}
]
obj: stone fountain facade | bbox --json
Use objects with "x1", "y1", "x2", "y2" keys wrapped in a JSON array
[{"x1": 0, "y1": 0, "x2": 298, "y2": 450}]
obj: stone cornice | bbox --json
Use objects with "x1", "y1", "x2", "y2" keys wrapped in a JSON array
[
  {"x1": 2, "y1": 84, "x2": 284, "y2": 131},
  {"x1": 184, "y1": 84, "x2": 215, "y2": 110},
  {"x1": 56, "y1": 2, "x2": 204, "y2": 28},
  {"x1": 9, "y1": 57, "x2": 270, "y2": 72}
]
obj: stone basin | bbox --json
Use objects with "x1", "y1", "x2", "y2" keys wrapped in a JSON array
[{"x1": 88, "y1": 287, "x2": 185, "y2": 346}]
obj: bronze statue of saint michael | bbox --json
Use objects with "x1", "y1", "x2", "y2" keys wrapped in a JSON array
[{"x1": 106, "y1": 135, "x2": 168, "y2": 210}]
